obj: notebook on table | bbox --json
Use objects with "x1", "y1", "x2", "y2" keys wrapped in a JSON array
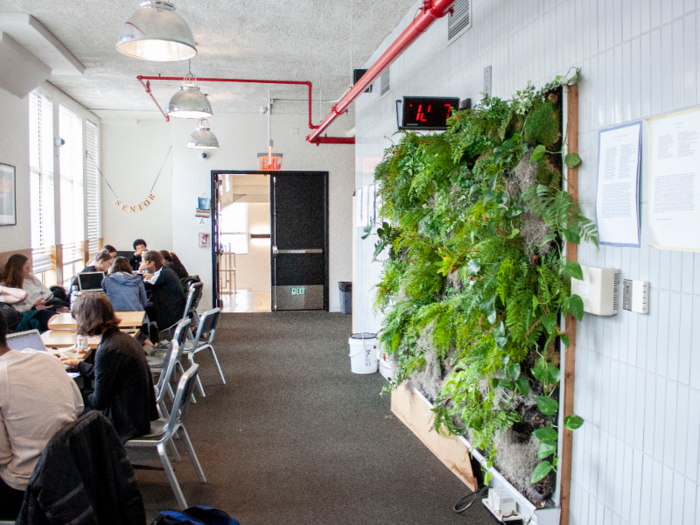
[{"x1": 77, "y1": 272, "x2": 106, "y2": 293}]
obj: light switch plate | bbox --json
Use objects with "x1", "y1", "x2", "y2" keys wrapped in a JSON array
[{"x1": 622, "y1": 279, "x2": 649, "y2": 314}]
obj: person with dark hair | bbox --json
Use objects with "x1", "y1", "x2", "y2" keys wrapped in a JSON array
[
  {"x1": 140, "y1": 250, "x2": 186, "y2": 333},
  {"x1": 0, "y1": 254, "x2": 66, "y2": 332},
  {"x1": 102, "y1": 245, "x2": 117, "y2": 256},
  {"x1": 102, "y1": 257, "x2": 148, "y2": 315},
  {"x1": 159, "y1": 250, "x2": 189, "y2": 279},
  {"x1": 129, "y1": 239, "x2": 147, "y2": 272},
  {"x1": 0, "y1": 311, "x2": 83, "y2": 520},
  {"x1": 69, "y1": 249, "x2": 114, "y2": 303},
  {"x1": 71, "y1": 294, "x2": 157, "y2": 443}
]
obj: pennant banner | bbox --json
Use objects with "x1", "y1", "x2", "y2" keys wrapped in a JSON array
[{"x1": 114, "y1": 193, "x2": 156, "y2": 213}]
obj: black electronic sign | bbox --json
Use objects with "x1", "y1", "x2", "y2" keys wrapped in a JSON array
[{"x1": 400, "y1": 96, "x2": 460, "y2": 130}]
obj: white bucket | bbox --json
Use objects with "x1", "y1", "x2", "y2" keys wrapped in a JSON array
[
  {"x1": 348, "y1": 332, "x2": 377, "y2": 374},
  {"x1": 378, "y1": 350, "x2": 395, "y2": 380}
]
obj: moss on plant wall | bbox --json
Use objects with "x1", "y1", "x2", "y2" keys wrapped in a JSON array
[{"x1": 371, "y1": 78, "x2": 594, "y2": 504}]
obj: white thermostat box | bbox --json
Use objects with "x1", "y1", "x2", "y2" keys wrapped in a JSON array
[{"x1": 571, "y1": 265, "x2": 620, "y2": 316}]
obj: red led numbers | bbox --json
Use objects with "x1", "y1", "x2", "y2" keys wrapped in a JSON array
[{"x1": 401, "y1": 97, "x2": 460, "y2": 130}]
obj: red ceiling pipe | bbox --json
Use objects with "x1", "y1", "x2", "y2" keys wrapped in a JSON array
[
  {"x1": 136, "y1": 75, "x2": 320, "y2": 131},
  {"x1": 306, "y1": 0, "x2": 455, "y2": 145}
]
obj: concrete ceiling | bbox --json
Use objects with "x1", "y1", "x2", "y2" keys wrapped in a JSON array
[{"x1": 0, "y1": 0, "x2": 416, "y2": 121}]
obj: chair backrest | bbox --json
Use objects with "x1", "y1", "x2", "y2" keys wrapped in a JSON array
[
  {"x1": 154, "y1": 319, "x2": 191, "y2": 401},
  {"x1": 166, "y1": 364, "x2": 200, "y2": 438},
  {"x1": 183, "y1": 282, "x2": 204, "y2": 320},
  {"x1": 191, "y1": 308, "x2": 222, "y2": 348}
]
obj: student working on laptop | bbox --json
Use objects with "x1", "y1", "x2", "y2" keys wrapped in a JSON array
[
  {"x1": 0, "y1": 313, "x2": 84, "y2": 520},
  {"x1": 69, "y1": 250, "x2": 114, "y2": 302}
]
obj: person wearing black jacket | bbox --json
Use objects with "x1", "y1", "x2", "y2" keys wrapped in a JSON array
[
  {"x1": 159, "y1": 249, "x2": 189, "y2": 279},
  {"x1": 71, "y1": 293, "x2": 157, "y2": 443},
  {"x1": 129, "y1": 238, "x2": 148, "y2": 272},
  {"x1": 141, "y1": 250, "x2": 186, "y2": 332}
]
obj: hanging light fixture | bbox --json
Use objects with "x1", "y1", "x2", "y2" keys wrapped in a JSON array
[
  {"x1": 187, "y1": 119, "x2": 220, "y2": 150},
  {"x1": 167, "y1": 73, "x2": 213, "y2": 119},
  {"x1": 117, "y1": 1, "x2": 197, "y2": 62}
]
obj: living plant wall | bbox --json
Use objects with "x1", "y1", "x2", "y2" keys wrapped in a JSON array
[{"x1": 371, "y1": 77, "x2": 596, "y2": 504}]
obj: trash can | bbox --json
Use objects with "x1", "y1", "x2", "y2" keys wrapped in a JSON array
[
  {"x1": 348, "y1": 332, "x2": 377, "y2": 374},
  {"x1": 338, "y1": 281, "x2": 352, "y2": 314}
]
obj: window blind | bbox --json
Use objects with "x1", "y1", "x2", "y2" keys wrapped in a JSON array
[
  {"x1": 85, "y1": 120, "x2": 100, "y2": 259},
  {"x1": 29, "y1": 91, "x2": 55, "y2": 274},
  {"x1": 59, "y1": 105, "x2": 84, "y2": 265}
]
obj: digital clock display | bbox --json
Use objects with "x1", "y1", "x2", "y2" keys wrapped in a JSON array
[{"x1": 401, "y1": 96, "x2": 460, "y2": 130}]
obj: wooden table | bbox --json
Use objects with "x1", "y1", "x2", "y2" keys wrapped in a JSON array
[
  {"x1": 48, "y1": 311, "x2": 145, "y2": 331},
  {"x1": 42, "y1": 328, "x2": 140, "y2": 349}
]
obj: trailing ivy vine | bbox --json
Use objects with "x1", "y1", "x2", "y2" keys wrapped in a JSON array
[{"x1": 371, "y1": 75, "x2": 595, "y2": 498}]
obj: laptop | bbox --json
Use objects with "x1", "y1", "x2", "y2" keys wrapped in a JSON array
[
  {"x1": 6, "y1": 329, "x2": 48, "y2": 352},
  {"x1": 77, "y1": 271, "x2": 106, "y2": 293}
]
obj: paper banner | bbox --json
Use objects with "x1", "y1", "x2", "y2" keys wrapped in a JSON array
[{"x1": 113, "y1": 193, "x2": 156, "y2": 213}]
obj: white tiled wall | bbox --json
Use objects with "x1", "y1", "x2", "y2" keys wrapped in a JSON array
[{"x1": 355, "y1": 1, "x2": 700, "y2": 523}]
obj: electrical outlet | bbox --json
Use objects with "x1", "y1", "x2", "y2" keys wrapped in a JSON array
[{"x1": 622, "y1": 279, "x2": 649, "y2": 314}]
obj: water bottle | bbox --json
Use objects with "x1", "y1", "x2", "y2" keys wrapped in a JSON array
[{"x1": 76, "y1": 333, "x2": 89, "y2": 354}]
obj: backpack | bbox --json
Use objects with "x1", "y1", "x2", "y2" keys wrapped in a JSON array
[{"x1": 151, "y1": 506, "x2": 239, "y2": 525}]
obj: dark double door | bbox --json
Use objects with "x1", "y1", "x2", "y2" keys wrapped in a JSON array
[{"x1": 211, "y1": 170, "x2": 329, "y2": 311}]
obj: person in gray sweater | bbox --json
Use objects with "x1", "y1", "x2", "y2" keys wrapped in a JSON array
[{"x1": 102, "y1": 257, "x2": 148, "y2": 314}]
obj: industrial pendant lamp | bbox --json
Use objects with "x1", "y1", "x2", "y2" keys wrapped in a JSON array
[
  {"x1": 187, "y1": 119, "x2": 219, "y2": 150},
  {"x1": 167, "y1": 73, "x2": 213, "y2": 119},
  {"x1": 117, "y1": 1, "x2": 197, "y2": 62}
]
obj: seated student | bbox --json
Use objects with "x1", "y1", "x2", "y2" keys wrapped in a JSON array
[
  {"x1": 102, "y1": 257, "x2": 148, "y2": 313},
  {"x1": 0, "y1": 286, "x2": 29, "y2": 332},
  {"x1": 140, "y1": 250, "x2": 186, "y2": 333},
  {"x1": 69, "y1": 250, "x2": 114, "y2": 301},
  {"x1": 129, "y1": 239, "x2": 148, "y2": 272},
  {"x1": 0, "y1": 254, "x2": 67, "y2": 332},
  {"x1": 0, "y1": 313, "x2": 84, "y2": 520},
  {"x1": 159, "y1": 250, "x2": 189, "y2": 280},
  {"x1": 71, "y1": 294, "x2": 157, "y2": 443}
]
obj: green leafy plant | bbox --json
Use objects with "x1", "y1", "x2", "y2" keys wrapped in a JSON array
[{"x1": 371, "y1": 78, "x2": 594, "y2": 499}]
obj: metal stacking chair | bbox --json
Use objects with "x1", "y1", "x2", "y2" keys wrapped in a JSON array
[
  {"x1": 148, "y1": 318, "x2": 191, "y2": 377},
  {"x1": 183, "y1": 308, "x2": 225, "y2": 397},
  {"x1": 153, "y1": 320, "x2": 190, "y2": 418},
  {"x1": 124, "y1": 364, "x2": 206, "y2": 510},
  {"x1": 183, "y1": 282, "x2": 203, "y2": 327}
]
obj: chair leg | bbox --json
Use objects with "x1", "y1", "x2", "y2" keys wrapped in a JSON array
[
  {"x1": 201, "y1": 344, "x2": 226, "y2": 385},
  {"x1": 167, "y1": 438, "x2": 181, "y2": 462},
  {"x1": 180, "y1": 424, "x2": 207, "y2": 483},
  {"x1": 157, "y1": 442, "x2": 187, "y2": 510},
  {"x1": 188, "y1": 353, "x2": 206, "y2": 397}
]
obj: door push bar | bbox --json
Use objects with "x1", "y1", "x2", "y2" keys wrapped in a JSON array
[{"x1": 272, "y1": 247, "x2": 323, "y2": 256}]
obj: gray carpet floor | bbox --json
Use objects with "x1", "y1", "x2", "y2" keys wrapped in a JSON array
[{"x1": 134, "y1": 311, "x2": 494, "y2": 524}]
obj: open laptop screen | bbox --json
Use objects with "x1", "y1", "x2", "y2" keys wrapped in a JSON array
[
  {"x1": 6, "y1": 330, "x2": 47, "y2": 352},
  {"x1": 78, "y1": 272, "x2": 105, "y2": 291}
]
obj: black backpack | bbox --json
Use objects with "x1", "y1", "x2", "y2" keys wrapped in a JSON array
[{"x1": 151, "y1": 506, "x2": 238, "y2": 525}]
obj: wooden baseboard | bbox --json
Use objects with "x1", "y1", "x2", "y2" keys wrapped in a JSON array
[{"x1": 391, "y1": 383, "x2": 477, "y2": 491}]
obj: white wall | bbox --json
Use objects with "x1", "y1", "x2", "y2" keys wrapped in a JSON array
[
  {"x1": 103, "y1": 111, "x2": 355, "y2": 311},
  {"x1": 234, "y1": 202, "x2": 271, "y2": 292},
  {"x1": 0, "y1": 87, "x2": 30, "y2": 253},
  {"x1": 355, "y1": 2, "x2": 700, "y2": 524},
  {"x1": 100, "y1": 119, "x2": 173, "y2": 252}
]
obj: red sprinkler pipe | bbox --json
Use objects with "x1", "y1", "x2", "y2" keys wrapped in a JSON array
[
  {"x1": 137, "y1": 75, "x2": 323, "y2": 132},
  {"x1": 306, "y1": 0, "x2": 456, "y2": 145}
]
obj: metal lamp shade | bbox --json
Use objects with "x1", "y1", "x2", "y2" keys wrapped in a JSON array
[
  {"x1": 187, "y1": 120, "x2": 219, "y2": 150},
  {"x1": 117, "y1": 1, "x2": 197, "y2": 61},
  {"x1": 167, "y1": 85, "x2": 213, "y2": 119}
]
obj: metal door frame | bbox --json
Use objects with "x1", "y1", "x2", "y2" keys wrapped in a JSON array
[{"x1": 210, "y1": 170, "x2": 329, "y2": 311}]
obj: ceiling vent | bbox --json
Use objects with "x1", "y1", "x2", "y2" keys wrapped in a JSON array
[
  {"x1": 380, "y1": 67, "x2": 391, "y2": 97},
  {"x1": 448, "y1": 0, "x2": 472, "y2": 42}
]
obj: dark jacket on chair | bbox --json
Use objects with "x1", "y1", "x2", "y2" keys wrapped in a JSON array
[
  {"x1": 78, "y1": 328, "x2": 157, "y2": 443},
  {"x1": 145, "y1": 267, "x2": 186, "y2": 330},
  {"x1": 16, "y1": 410, "x2": 147, "y2": 525}
]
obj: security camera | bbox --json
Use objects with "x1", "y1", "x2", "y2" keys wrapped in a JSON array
[{"x1": 201, "y1": 152, "x2": 209, "y2": 159}]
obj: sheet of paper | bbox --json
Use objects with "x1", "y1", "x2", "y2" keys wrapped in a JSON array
[
  {"x1": 648, "y1": 108, "x2": 700, "y2": 251},
  {"x1": 595, "y1": 122, "x2": 642, "y2": 247}
]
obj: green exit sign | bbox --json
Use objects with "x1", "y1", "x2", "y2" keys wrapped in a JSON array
[{"x1": 290, "y1": 287, "x2": 306, "y2": 296}]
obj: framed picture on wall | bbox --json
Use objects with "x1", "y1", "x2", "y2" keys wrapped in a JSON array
[{"x1": 0, "y1": 164, "x2": 16, "y2": 226}]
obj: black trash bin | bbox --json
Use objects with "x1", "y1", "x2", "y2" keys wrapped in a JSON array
[{"x1": 338, "y1": 282, "x2": 352, "y2": 314}]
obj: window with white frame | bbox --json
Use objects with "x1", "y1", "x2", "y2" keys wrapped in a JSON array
[
  {"x1": 220, "y1": 202, "x2": 248, "y2": 254},
  {"x1": 59, "y1": 105, "x2": 84, "y2": 286},
  {"x1": 29, "y1": 90, "x2": 55, "y2": 276},
  {"x1": 85, "y1": 120, "x2": 100, "y2": 259}
]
